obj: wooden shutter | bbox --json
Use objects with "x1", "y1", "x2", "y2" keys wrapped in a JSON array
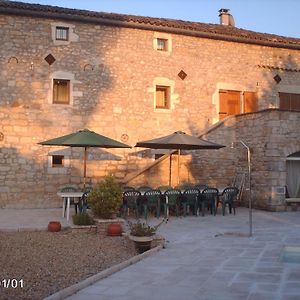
[
  {"x1": 53, "y1": 79, "x2": 70, "y2": 104},
  {"x1": 279, "y1": 92, "x2": 291, "y2": 110},
  {"x1": 156, "y1": 86, "x2": 168, "y2": 108},
  {"x1": 244, "y1": 91, "x2": 258, "y2": 113},
  {"x1": 219, "y1": 90, "x2": 240, "y2": 120},
  {"x1": 279, "y1": 92, "x2": 300, "y2": 111},
  {"x1": 291, "y1": 93, "x2": 300, "y2": 111}
]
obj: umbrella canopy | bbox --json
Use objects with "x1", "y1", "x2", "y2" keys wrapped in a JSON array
[
  {"x1": 135, "y1": 131, "x2": 225, "y2": 185},
  {"x1": 39, "y1": 129, "x2": 131, "y2": 188}
]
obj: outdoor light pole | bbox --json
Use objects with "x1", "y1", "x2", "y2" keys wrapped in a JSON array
[{"x1": 240, "y1": 140, "x2": 253, "y2": 237}]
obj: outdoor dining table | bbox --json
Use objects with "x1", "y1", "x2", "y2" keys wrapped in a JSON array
[{"x1": 57, "y1": 191, "x2": 84, "y2": 222}]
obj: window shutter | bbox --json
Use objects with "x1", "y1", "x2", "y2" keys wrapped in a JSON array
[
  {"x1": 244, "y1": 91, "x2": 258, "y2": 113},
  {"x1": 219, "y1": 90, "x2": 240, "y2": 120}
]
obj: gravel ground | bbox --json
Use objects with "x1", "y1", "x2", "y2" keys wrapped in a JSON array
[{"x1": 0, "y1": 230, "x2": 137, "y2": 300}]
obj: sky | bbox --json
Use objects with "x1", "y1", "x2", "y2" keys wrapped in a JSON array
[{"x1": 15, "y1": 0, "x2": 300, "y2": 38}]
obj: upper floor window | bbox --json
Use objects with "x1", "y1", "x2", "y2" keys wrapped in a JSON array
[
  {"x1": 53, "y1": 79, "x2": 70, "y2": 104},
  {"x1": 157, "y1": 38, "x2": 168, "y2": 51},
  {"x1": 219, "y1": 90, "x2": 257, "y2": 120},
  {"x1": 55, "y1": 27, "x2": 69, "y2": 41},
  {"x1": 279, "y1": 92, "x2": 300, "y2": 111},
  {"x1": 156, "y1": 85, "x2": 170, "y2": 109}
]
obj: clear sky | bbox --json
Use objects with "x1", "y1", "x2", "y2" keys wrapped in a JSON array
[{"x1": 16, "y1": 0, "x2": 300, "y2": 38}]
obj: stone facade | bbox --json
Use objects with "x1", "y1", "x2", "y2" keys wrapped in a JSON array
[{"x1": 1, "y1": 3, "x2": 300, "y2": 209}]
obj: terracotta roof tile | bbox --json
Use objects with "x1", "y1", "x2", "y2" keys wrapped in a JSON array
[{"x1": 1, "y1": 0, "x2": 300, "y2": 48}]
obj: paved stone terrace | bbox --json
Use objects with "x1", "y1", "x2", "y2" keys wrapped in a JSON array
[
  {"x1": 65, "y1": 208, "x2": 300, "y2": 300},
  {"x1": 1, "y1": 207, "x2": 300, "y2": 299}
]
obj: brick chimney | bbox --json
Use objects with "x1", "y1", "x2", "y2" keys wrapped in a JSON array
[{"x1": 219, "y1": 8, "x2": 235, "y2": 26}]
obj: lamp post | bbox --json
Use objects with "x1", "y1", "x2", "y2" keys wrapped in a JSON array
[
  {"x1": 231, "y1": 140, "x2": 253, "y2": 237},
  {"x1": 239, "y1": 140, "x2": 253, "y2": 237}
]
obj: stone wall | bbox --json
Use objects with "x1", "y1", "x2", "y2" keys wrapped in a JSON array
[
  {"x1": 1, "y1": 12, "x2": 300, "y2": 208},
  {"x1": 127, "y1": 109, "x2": 300, "y2": 211}
]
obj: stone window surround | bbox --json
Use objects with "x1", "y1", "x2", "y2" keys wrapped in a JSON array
[
  {"x1": 153, "y1": 32, "x2": 172, "y2": 54},
  {"x1": 47, "y1": 148, "x2": 70, "y2": 174},
  {"x1": 151, "y1": 77, "x2": 177, "y2": 112},
  {"x1": 212, "y1": 82, "x2": 257, "y2": 124},
  {"x1": 51, "y1": 22, "x2": 79, "y2": 45},
  {"x1": 48, "y1": 71, "x2": 75, "y2": 106}
]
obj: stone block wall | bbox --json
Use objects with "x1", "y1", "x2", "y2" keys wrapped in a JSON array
[
  {"x1": 127, "y1": 109, "x2": 300, "y2": 211},
  {"x1": 1, "y1": 11, "x2": 300, "y2": 208}
]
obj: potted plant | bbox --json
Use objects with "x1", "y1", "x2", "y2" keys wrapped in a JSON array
[
  {"x1": 87, "y1": 175, "x2": 123, "y2": 219},
  {"x1": 128, "y1": 219, "x2": 165, "y2": 253},
  {"x1": 71, "y1": 212, "x2": 97, "y2": 233},
  {"x1": 87, "y1": 175, "x2": 124, "y2": 235}
]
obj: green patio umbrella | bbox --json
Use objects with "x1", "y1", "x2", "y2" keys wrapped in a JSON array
[
  {"x1": 38, "y1": 129, "x2": 131, "y2": 188},
  {"x1": 135, "y1": 131, "x2": 225, "y2": 186}
]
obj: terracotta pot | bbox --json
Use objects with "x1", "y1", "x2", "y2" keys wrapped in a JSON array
[
  {"x1": 48, "y1": 221, "x2": 61, "y2": 232},
  {"x1": 107, "y1": 223, "x2": 122, "y2": 236}
]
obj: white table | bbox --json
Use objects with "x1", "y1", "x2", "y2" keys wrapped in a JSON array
[{"x1": 57, "y1": 192, "x2": 84, "y2": 222}]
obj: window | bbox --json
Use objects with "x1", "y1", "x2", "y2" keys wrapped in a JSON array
[
  {"x1": 55, "y1": 27, "x2": 69, "y2": 41},
  {"x1": 219, "y1": 90, "x2": 240, "y2": 120},
  {"x1": 279, "y1": 93, "x2": 300, "y2": 111},
  {"x1": 53, "y1": 79, "x2": 70, "y2": 104},
  {"x1": 52, "y1": 155, "x2": 64, "y2": 168},
  {"x1": 219, "y1": 90, "x2": 257, "y2": 120},
  {"x1": 157, "y1": 38, "x2": 168, "y2": 51},
  {"x1": 156, "y1": 86, "x2": 170, "y2": 109}
]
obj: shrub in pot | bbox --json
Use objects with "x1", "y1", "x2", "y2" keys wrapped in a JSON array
[
  {"x1": 87, "y1": 175, "x2": 123, "y2": 219},
  {"x1": 72, "y1": 213, "x2": 95, "y2": 225}
]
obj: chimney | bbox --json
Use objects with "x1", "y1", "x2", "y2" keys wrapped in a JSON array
[{"x1": 219, "y1": 8, "x2": 235, "y2": 26}]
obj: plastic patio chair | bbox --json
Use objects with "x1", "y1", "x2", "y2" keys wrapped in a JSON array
[
  {"x1": 220, "y1": 187, "x2": 239, "y2": 215},
  {"x1": 201, "y1": 188, "x2": 219, "y2": 216},
  {"x1": 61, "y1": 186, "x2": 79, "y2": 214},
  {"x1": 79, "y1": 186, "x2": 93, "y2": 213},
  {"x1": 157, "y1": 185, "x2": 172, "y2": 193},
  {"x1": 122, "y1": 190, "x2": 141, "y2": 219},
  {"x1": 182, "y1": 188, "x2": 200, "y2": 217},
  {"x1": 164, "y1": 189, "x2": 181, "y2": 218},
  {"x1": 137, "y1": 186, "x2": 152, "y2": 193},
  {"x1": 143, "y1": 189, "x2": 161, "y2": 219}
]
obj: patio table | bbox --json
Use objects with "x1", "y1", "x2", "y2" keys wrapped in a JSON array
[{"x1": 57, "y1": 191, "x2": 84, "y2": 222}]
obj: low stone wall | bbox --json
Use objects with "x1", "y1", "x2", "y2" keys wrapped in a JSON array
[{"x1": 95, "y1": 218, "x2": 126, "y2": 236}]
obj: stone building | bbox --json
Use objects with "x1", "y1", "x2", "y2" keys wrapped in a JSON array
[{"x1": 0, "y1": 1, "x2": 300, "y2": 210}]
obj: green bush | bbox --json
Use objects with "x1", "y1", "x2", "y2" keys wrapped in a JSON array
[
  {"x1": 72, "y1": 213, "x2": 94, "y2": 225},
  {"x1": 87, "y1": 175, "x2": 123, "y2": 219}
]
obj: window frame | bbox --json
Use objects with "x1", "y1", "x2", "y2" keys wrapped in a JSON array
[
  {"x1": 155, "y1": 85, "x2": 170, "y2": 109},
  {"x1": 156, "y1": 38, "x2": 168, "y2": 51},
  {"x1": 52, "y1": 79, "x2": 70, "y2": 105},
  {"x1": 55, "y1": 26, "x2": 69, "y2": 41},
  {"x1": 51, "y1": 155, "x2": 64, "y2": 168}
]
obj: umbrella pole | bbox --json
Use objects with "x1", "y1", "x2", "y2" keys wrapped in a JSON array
[
  {"x1": 177, "y1": 149, "x2": 180, "y2": 186},
  {"x1": 83, "y1": 146, "x2": 87, "y2": 190},
  {"x1": 169, "y1": 153, "x2": 172, "y2": 186}
]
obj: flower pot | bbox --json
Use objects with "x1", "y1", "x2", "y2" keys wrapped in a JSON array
[
  {"x1": 129, "y1": 235, "x2": 154, "y2": 253},
  {"x1": 48, "y1": 221, "x2": 61, "y2": 232},
  {"x1": 107, "y1": 223, "x2": 122, "y2": 236}
]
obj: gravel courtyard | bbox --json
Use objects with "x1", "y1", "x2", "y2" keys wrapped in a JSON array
[{"x1": 0, "y1": 231, "x2": 136, "y2": 300}]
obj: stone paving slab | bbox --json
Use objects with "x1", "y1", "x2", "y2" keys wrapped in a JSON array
[
  {"x1": 0, "y1": 208, "x2": 71, "y2": 231},
  {"x1": 63, "y1": 208, "x2": 300, "y2": 300}
]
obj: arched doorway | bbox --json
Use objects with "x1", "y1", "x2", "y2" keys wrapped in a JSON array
[{"x1": 286, "y1": 151, "x2": 300, "y2": 198}]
